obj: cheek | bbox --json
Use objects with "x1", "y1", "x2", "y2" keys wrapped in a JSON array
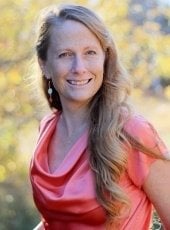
[
  {"x1": 90, "y1": 57, "x2": 105, "y2": 73},
  {"x1": 50, "y1": 64, "x2": 69, "y2": 90},
  {"x1": 52, "y1": 62, "x2": 71, "y2": 78},
  {"x1": 48, "y1": 64, "x2": 61, "y2": 89},
  {"x1": 93, "y1": 62, "x2": 104, "y2": 77}
]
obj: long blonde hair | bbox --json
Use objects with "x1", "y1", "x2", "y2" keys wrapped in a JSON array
[{"x1": 35, "y1": 4, "x2": 150, "y2": 224}]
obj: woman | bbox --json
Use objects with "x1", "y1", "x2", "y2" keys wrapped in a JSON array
[{"x1": 30, "y1": 4, "x2": 170, "y2": 230}]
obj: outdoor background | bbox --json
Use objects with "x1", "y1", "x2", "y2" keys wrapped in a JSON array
[{"x1": 0, "y1": 0, "x2": 170, "y2": 229}]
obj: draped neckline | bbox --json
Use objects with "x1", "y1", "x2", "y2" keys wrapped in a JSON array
[{"x1": 34, "y1": 112, "x2": 89, "y2": 178}]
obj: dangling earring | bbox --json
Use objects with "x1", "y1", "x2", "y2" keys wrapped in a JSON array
[{"x1": 48, "y1": 80, "x2": 53, "y2": 103}]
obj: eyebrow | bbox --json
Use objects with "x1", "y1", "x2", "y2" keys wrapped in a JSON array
[
  {"x1": 54, "y1": 46, "x2": 100, "y2": 52},
  {"x1": 54, "y1": 48, "x2": 72, "y2": 53}
]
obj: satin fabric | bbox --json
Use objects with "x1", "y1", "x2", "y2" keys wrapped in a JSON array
[{"x1": 30, "y1": 112, "x2": 168, "y2": 230}]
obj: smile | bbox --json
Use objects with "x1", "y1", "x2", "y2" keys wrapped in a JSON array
[{"x1": 67, "y1": 79, "x2": 92, "y2": 85}]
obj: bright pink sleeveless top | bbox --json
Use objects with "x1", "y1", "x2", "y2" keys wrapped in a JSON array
[{"x1": 30, "y1": 112, "x2": 168, "y2": 230}]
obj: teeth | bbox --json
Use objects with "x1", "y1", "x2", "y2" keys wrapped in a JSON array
[{"x1": 67, "y1": 80, "x2": 90, "y2": 85}]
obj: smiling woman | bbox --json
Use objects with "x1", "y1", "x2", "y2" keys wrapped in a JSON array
[
  {"x1": 30, "y1": 4, "x2": 170, "y2": 230},
  {"x1": 39, "y1": 19, "x2": 105, "y2": 108}
]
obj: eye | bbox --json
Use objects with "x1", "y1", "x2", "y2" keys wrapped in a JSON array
[
  {"x1": 86, "y1": 50, "x2": 97, "y2": 55},
  {"x1": 58, "y1": 52, "x2": 73, "y2": 58}
]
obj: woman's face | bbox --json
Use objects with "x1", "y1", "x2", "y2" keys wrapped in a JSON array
[{"x1": 43, "y1": 20, "x2": 105, "y2": 108}]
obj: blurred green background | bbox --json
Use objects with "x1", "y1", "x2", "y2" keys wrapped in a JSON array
[{"x1": 0, "y1": 0, "x2": 169, "y2": 229}]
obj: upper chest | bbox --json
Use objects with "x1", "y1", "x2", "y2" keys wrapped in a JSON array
[
  {"x1": 47, "y1": 124, "x2": 87, "y2": 173},
  {"x1": 48, "y1": 135, "x2": 76, "y2": 173}
]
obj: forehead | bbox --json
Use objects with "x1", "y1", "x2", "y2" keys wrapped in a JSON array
[{"x1": 49, "y1": 20, "x2": 102, "y2": 49}]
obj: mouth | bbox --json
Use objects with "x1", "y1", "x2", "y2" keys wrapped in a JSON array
[{"x1": 67, "y1": 79, "x2": 92, "y2": 86}]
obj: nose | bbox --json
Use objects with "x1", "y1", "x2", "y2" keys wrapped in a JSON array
[{"x1": 71, "y1": 55, "x2": 87, "y2": 74}]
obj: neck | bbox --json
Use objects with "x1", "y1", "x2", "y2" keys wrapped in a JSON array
[{"x1": 59, "y1": 103, "x2": 90, "y2": 137}]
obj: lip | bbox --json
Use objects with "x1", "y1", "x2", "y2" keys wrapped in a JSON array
[{"x1": 67, "y1": 79, "x2": 92, "y2": 86}]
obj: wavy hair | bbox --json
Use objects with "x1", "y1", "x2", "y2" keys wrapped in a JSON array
[
  {"x1": 35, "y1": 4, "x2": 132, "y2": 224},
  {"x1": 34, "y1": 4, "x2": 158, "y2": 225}
]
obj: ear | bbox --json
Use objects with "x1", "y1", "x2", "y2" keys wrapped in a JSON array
[{"x1": 38, "y1": 58, "x2": 51, "y2": 79}]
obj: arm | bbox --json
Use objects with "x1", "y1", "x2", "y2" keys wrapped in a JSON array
[
  {"x1": 143, "y1": 158, "x2": 170, "y2": 229},
  {"x1": 33, "y1": 222, "x2": 43, "y2": 230}
]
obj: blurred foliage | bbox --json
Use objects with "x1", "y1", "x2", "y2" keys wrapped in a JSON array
[{"x1": 0, "y1": 0, "x2": 169, "y2": 229}]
